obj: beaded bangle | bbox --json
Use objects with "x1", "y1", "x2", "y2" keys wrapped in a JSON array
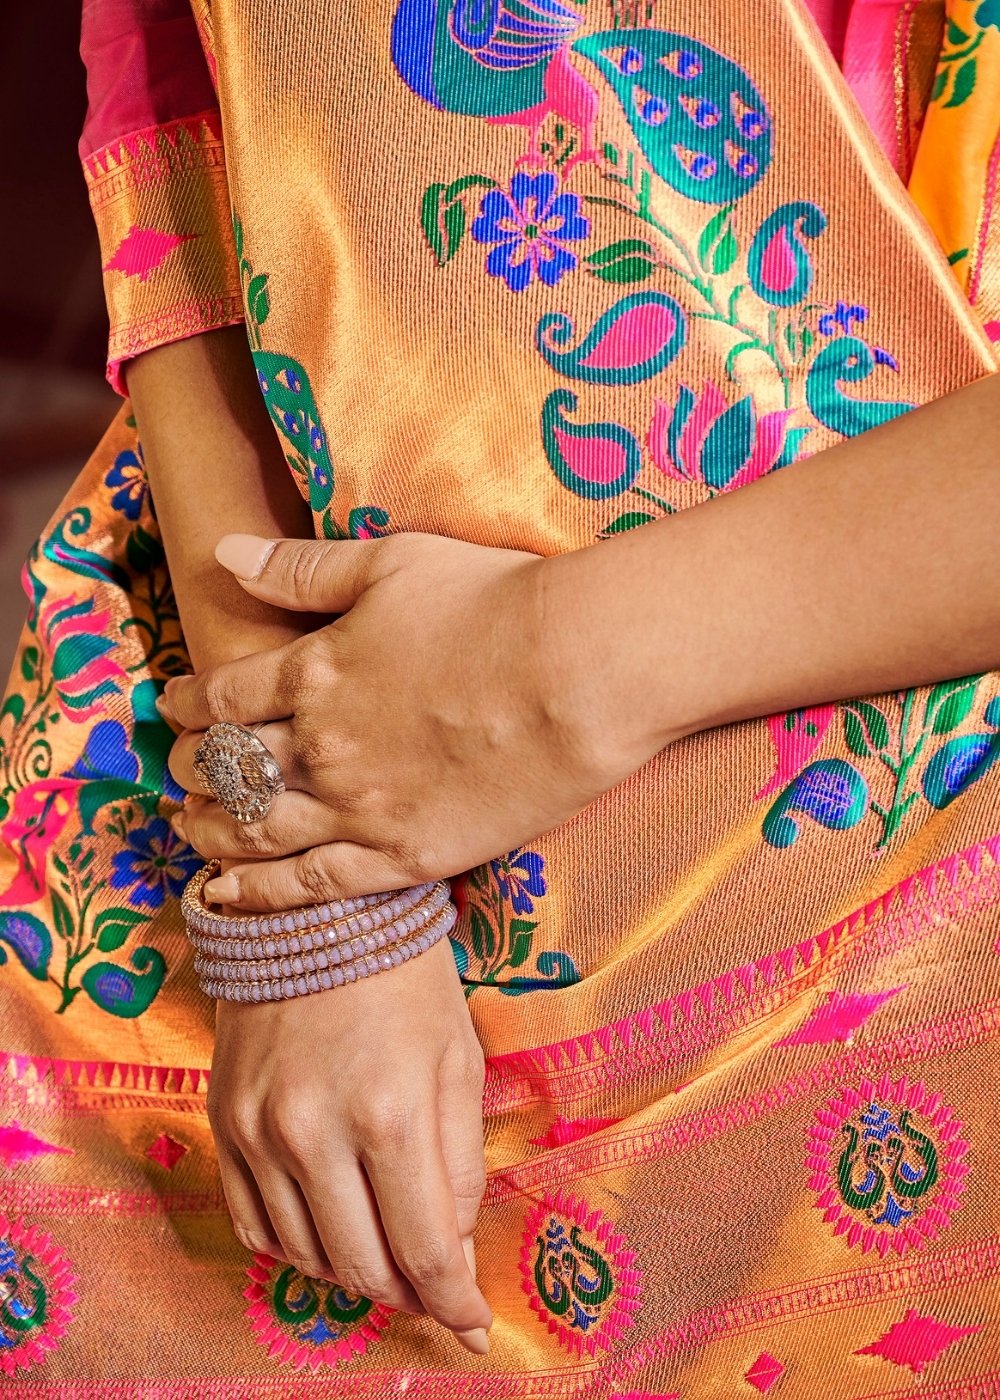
[
  {"x1": 192, "y1": 884, "x2": 451, "y2": 980},
  {"x1": 187, "y1": 881, "x2": 451, "y2": 962},
  {"x1": 198, "y1": 904, "x2": 457, "y2": 1002},
  {"x1": 181, "y1": 863, "x2": 457, "y2": 1004}
]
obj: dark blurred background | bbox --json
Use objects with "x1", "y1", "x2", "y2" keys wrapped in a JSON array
[{"x1": 0, "y1": 9, "x2": 118, "y2": 666}]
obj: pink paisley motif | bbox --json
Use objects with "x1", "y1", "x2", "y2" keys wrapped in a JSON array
[
  {"x1": 0, "y1": 781, "x2": 81, "y2": 907},
  {"x1": 776, "y1": 986, "x2": 905, "y2": 1046},
  {"x1": 760, "y1": 225, "x2": 798, "y2": 294},
  {"x1": 755, "y1": 704, "x2": 836, "y2": 799},
  {"x1": 579, "y1": 302, "x2": 678, "y2": 371},
  {"x1": 553, "y1": 425, "x2": 630, "y2": 488}
]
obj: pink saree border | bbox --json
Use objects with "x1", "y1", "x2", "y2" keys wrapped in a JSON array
[
  {"x1": 2, "y1": 833, "x2": 998, "y2": 1120},
  {"x1": 81, "y1": 111, "x2": 227, "y2": 193},
  {"x1": 857, "y1": 1373, "x2": 1000, "y2": 1400},
  {"x1": 484, "y1": 833, "x2": 1000, "y2": 1111},
  {"x1": 482, "y1": 999, "x2": 1000, "y2": 1204},
  {"x1": 969, "y1": 128, "x2": 1000, "y2": 311},
  {"x1": 3, "y1": 1237, "x2": 996, "y2": 1398},
  {"x1": 4, "y1": 999, "x2": 997, "y2": 1212}
]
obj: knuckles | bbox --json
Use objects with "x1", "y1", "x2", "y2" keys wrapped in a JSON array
[
  {"x1": 395, "y1": 1234, "x2": 462, "y2": 1291},
  {"x1": 354, "y1": 1094, "x2": 415, "y2": 1152}
]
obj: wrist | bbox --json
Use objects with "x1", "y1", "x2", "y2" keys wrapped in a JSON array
[{"x1": 522, "y1": 549, "x2": 675, "y2": 795}]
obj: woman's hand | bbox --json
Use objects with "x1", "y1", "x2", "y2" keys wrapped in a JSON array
[
  {"x1": 208, "y1": 934, "x2": 492, "y2": 1353},
  {"x1": 163, "y1": 531, "x2": 650, "y2": 909}
]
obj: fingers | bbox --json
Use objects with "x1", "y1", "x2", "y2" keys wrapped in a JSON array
[
  {"x1": 437, "y1": 1045, "x2": 488, "y2": 1251},
  {"x1": 437, "y1": 1045, "x2": 488, "y2": 1351},
  {"x1": 158, "y1": 641, "x2": 296, "y2": 732},
  {"x1": 360, "y1": 1094, "x2": 493, "y2": 1339},
  {"x1": 169, "y1": 721, "x2": 308, "y2": 795},
  {"x1": 201, "y1": 842, "x2": 417, "y2": 909},
  {"x1": 215, "y1": 1137, "x2": 284, "y2": 1259},
  {"x1": 171, "y1": 791, "x2": 339, "y2": 863},
  {"x1": 296, "y1": 1155, "x2": 425, "y2": 1316},
  {"x1": 215, "y1": 534, "x2": 380, "y2": 614}
]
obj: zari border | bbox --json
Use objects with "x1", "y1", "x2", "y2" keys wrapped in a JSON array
[
  {"x1": 484, "y1": 832, "x2": 1000, "y2": 1111},
  {"x1": 83, "y1": 111, "x2": 243, "y2": 393},
  {"x1": 3, "y1": 1238, "x2": 997, "y2": 1397},
  {"x1": 2, "y1": 834, "x2": 998, "y2": 1117}
]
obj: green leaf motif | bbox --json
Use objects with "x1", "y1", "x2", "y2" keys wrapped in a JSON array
[
  {"x1": 586, "y1": 239, "x2": 657, "y2": 285},
  {"x1": 2, "y1": 694, "x2": 25, "y2": 726},
  {"x1": 945, "y1": 58, "x2": 977, "y2": 106},
  {"x1": 602, "y1": 511, "x2": 655, "y2": 535},
  {"x1": 710, "y1": 225, "x2": 739, "y2": 275},
  {"x1": 724, "y1": 339, "x2": 758, "y2": 379},
  {"x1": 232, "y1": 214, "x2": 244, "y2": 259},
  {"x1": 509, "y1": 931, "x2": 534, "y2": 969},
  {"x1": 947, "y1": 19, "x2": 969, "y2": 43},
  {"x1": 51, "y1": 891, "x2": 75, "y2": 944},
  {"x1": 469, "y1": 906, "x2": 494, "y2": 962},
  {"x1": 697, "y1": 205, "x2": 735, "y2": 271},
  {"x1": 247, "y1": 274, "x2": 270, "y2": 326},
  {"x1": 420, "y1": 178, "x2": 495, "y2": 267},
  {"x1": 924, "y1": 675, "x2": 982, "y2": 734},
  {"x1": 844, "y1": 701, "x2": 890, "y2": 757},
  {"x1": 20, "y1": 647, "x2": 39, "y2": 683},
  {"x1": 94, "y1": 907, "x2": 150, "y2": 954},
  {"x1": 126, "y1": 525, "x2": 165, "y2": 574}
]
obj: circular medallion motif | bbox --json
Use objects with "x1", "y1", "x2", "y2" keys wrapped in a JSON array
[
  {"x1": 0, "y1": 1215, "x2": 77, "y2": 1376},
  {"x1": 808, "y1": 1075, "x2": 968, "y2": 1257},
  {"x1": 519, "y1": 1190, "x2": 641, "y2": 1356},
  {"x1": 244, "y1": 1255, "x2": 392, "y2": 1369}
]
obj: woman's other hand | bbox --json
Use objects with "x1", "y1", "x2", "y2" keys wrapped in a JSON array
[
  {"x1": 208, "y1": 934, "x2": 492, "y2": 1353},
  {"x1": 163, "y1": 531, "x2": 647, "y2": 909}
]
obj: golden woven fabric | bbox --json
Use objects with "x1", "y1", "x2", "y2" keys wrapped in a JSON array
[{"x1": 1, "y1": 1, "x2": 999, "y2": 1392}]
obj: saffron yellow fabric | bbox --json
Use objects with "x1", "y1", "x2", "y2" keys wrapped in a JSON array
[{"x1": 0, "y1": 1, "x2": 998, "y2": 1391}]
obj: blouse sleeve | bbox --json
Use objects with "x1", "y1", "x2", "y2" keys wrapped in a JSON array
[{"x1": 79, "y1": 0, "x2": 244, "y2": 394}]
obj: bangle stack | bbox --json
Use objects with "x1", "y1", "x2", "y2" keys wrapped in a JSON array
[{"x1": 181, "y1": 862, "x2": 457, "y2": 1003}]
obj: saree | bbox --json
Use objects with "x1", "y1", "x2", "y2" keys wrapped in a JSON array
[{"x1": 2, "y1": 0, "x2": 1000, "y2": 1391}]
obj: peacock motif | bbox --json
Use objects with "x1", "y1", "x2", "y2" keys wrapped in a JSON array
[{"x1": 391, "y1": 0, "x2": 772, "y2": 196}]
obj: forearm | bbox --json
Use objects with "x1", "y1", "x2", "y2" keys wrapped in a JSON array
[
  {"x1": 548, "y1": 372, "x2": 1000, "y2": 759},
  {"x1": 126, "y1": 328, "x2": 315, "y2": 670}
]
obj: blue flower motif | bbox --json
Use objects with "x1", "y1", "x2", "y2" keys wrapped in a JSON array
[
  {"x1": 472, "y1": 172, "x2": 589, "y2": 293},
  {"x1": 976, "y1": 0, "x2": 1000, "y2": 30},
  {"x1": 818, "y1": 301, "x2": 868, "y2": 336},
  {"x1": 109, "y1": 817, "x2": 201, "y2": 910},
  {"x1": 104, "y1": 446, "x2": 148, "y2": 521},
  {"x1": 489, "y1": 847, "x2": 547, "y2": 915}
]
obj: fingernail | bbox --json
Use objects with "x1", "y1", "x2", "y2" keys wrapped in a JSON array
[
  {"x1": 155, "y1": 693, "x2": 174, "y2": 720},
  {"x1": 170, "y1": 812, "x2": 187, "y2": 840},
  {"x1": 215, "y1": 534, "x2": 277, "y2": 582},
  {"x1": 204, "y1": 873, "x2": 240, "y2": 904},
  {"x1": 454, "y1": 1327, "x2": 489, "y2": 1355}
]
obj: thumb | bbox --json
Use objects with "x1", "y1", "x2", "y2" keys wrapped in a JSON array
[{"x1": 214, "y1": 534, "x2": 372, "y2": 613}]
